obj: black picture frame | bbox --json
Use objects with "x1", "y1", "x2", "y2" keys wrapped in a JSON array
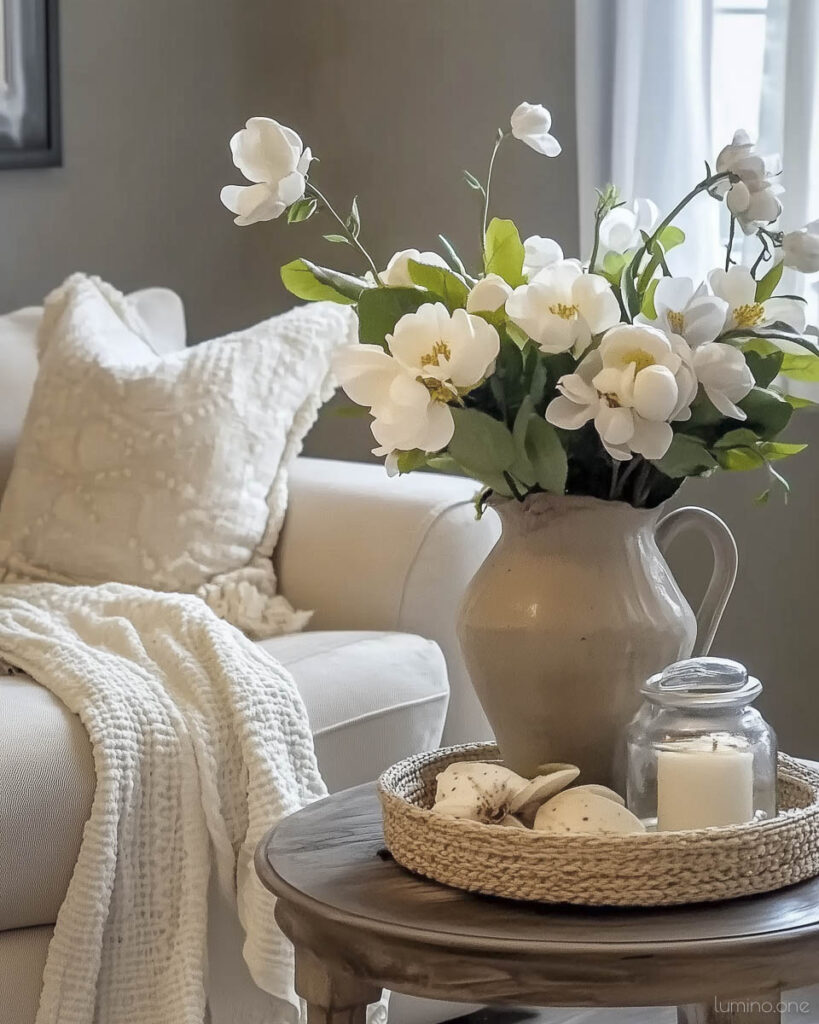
[{"x1": 0, "y1": 0, "x2": 61, "y2": 169}]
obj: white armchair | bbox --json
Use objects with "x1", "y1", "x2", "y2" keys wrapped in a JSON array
[{"x1": 278, "y1": 456, "x2": 501, "y2": 747}]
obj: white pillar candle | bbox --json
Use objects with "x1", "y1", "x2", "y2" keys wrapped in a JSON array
[{"x1": 657, "y1": 734, "x2": 754, "y2": 831}]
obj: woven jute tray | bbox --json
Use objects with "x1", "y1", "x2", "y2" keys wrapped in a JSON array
[{"x1": 377, "y1": 742, "x2": 819, "y2": 906}]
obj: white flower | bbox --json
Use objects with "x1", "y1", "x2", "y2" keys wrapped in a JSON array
[
  {"x1": 782, "y1": 219, "x2": 819, "y2": 273},
  {"x1": 466, "y1": 274, "x2": 513, "y2": 313},
  {"x1": 523, "y1": 235, "x2": 564, "y2": 278},
  {"x1": 708, "y1": 266, "x2": 806, "y2": 334},
  {"x1": 546, "y1": 325, "x2": 697, "y2": 461},
  {"x1": 379, "y1": 249, "x2": 450, "y2": 288},
  {"x1": 638, "y1": 276, "x2": 728, "y2": 347},
  {"x1": 510, "y1": 102, "x2": 561, "y2": 157},
  {"x1": 598, "y1": 198, "x2": 659, "y2": 255},
  {"x1": 506, "y1": 260, "x2": 621, "y2": 355},
  {"x1": 333, "y1": 303, "x2": 500, "y2": 457},
  {"x1": 691, "y1": 343, "x2": 755, "y2": 420},
  {"x1": 220, "y1": 117, "x2": 312, "y2": 225},
  {"x1": 713, "y1": 130, "x2": 783, "y2": 234}
]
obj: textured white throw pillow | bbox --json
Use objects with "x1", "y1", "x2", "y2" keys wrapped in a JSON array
[
  {"x1": 0, "y1": 274, "x2": 355, "y2": 637},
  {"x1": 0, "y1": 287, "x2": 187, "y2": 496}
]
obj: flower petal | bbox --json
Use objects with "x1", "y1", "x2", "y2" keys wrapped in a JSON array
[
  {"x1": 510, "y1": 102, "x2": 561, "y2": 156},
  {"x1": 595, "y1": 404, "x2": 634, "y2": 445},
  {"x1": 230, "y1": 117, "x2": 301, "y2": 184},
  {"x1": 632, "y1": 365, "x2": 679, "y2": 421},
  {"x1": 653, "y1": 276, "x2": 695, "y2": 317},
  {"x1": 629, "y1": 417, "x2": 674, "y2": 459},
  {"x1": 764, "y1": 296, "x2": 807, "y2": 334},
  {"x1": 708, "y1": 266, "x2": 756, "y2": 308},
  {"x1": 545, "y1": 395, "x2": 596, "y2": 431},
  {"x1": 523, "y1": 235, "x2": 564, "y2": 277},
  {"x1": 572, "y1": 274, "x2": 621, "y2": 334},
  {"x1": 219, "y1": 182, "x2": 284, "y2": 225},
  {"x1": 681, "y1": 295, "x2": 729, "y2": 346}
]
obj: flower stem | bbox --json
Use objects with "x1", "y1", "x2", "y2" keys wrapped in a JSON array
[
  {"x1": 628, "y1": 171, "x2": 737, "y2": 288},
  {"x1": 306, "y1": 182, "x2": 384, "y2": 285},
  {"x1": 589, "y1": 214, "x2": 603, "y2": 275},
  {"x1": 613, "y1": 454, "x2": 641, "y2": 501},
  {"x1": 753, "y1": 231, "x2": 769, "y2": 278},
  {"x1": 481, "y1": 132, "x2": 507, "y2": 261},
  {"x1": 725, "y1": 215, "x2": 736, "y2": 271}
]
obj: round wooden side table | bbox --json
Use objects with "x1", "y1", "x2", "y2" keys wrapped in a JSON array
[{"x1": 255, "y1": 784, "x2": 819, "y2": 1024}]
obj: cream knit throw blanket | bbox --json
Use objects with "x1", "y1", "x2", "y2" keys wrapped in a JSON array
[{"x1": 0, "y1": 582, "x2": 327, "y2": 1024}]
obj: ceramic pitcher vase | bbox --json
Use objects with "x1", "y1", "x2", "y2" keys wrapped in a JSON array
[{"x1": 457, "y1": 494, "x2": 737, "y2": 788}]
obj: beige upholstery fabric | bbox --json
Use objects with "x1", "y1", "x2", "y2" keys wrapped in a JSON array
[
  {"x1": 0, "y1": 925, "x2": 52, "y2": 1024},
  {"x1": 0, "y1": 629, "x2": 448, "y2": 932},
  {"x1": 278, "y1": 457, "x2": 501, "y2": 744}
]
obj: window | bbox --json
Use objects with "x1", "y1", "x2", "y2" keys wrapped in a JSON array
[{"x1": 711, "y1": 0, "x2": 770, "y2": 154}]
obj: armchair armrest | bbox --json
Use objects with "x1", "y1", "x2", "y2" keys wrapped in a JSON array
[{"x1": 277, "y1": 457, "x2": 500, "y2": 745}]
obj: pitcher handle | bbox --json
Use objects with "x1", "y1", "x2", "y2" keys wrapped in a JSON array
[{"x1": 655, "y1": 506, "x2": 738, "y2": 657}]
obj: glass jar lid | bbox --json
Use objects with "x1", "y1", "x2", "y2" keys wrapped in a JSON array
[{"x1": 641, "y1": 657, "x2": 762, "y2": 709}]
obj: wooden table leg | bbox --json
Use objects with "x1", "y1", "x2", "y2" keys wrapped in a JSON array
[
  {"x1": 294, "y1": 945, "x2": 382, "y2": 1024},
  {"x1": 678, "y1": 989, "x2": 782, "y2": 1023}
]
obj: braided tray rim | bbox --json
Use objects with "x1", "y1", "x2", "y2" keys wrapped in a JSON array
[{"x1": 377, "y1": 743, "x2": 819, "y2": 906}]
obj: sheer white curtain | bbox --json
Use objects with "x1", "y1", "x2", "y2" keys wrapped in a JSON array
[
  {"x1": 760, "y1": 0, "x2": 819, "y2": 318},
  {"x1": 575, "y1": 0, "x2": 720, "y2": 277}
]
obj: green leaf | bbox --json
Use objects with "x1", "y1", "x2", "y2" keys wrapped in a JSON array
[
  {"x1": 714, "y1": 428, "x2": 760, "y2": 449},
  {"x1": 755, "y1": 260, "x2": 784, "y2": 302},
  {"x1": 287, "y1": 197, "x2": 318, "y2": 223},
  {"x1": 512, "y1": 401, "x2": 567, "y2": 494},
  {"x1": 656, "y1": 225, "x2": 685, "y2": 252},
  {"x1": 738, "y1": 387, "x2": 793, "y2": 439},
  {"x1": 652, "y1": 434, "x2": 718, "y2": 478},
  {"x1": 463, "y1": 170, "x2": 486, "y2": 195},
  {"x1": 784, "y1": 393, "x2": 817, "y2": 410},
  {"x1": 598, "y1": 250, "x2": 627, "y2": 286},
  {"x1": 395, "y1": 449, "x2": 428, "y2": 474},
  {"x1": 716, "y1": 447, "x2": 765, "y2": 471},
  {"x1": 780, "y1": 353, "x2": 819, "y2": 382},
  {"x1": 506, "y1": 322, "x2": 529, "y2": 348},
  {"x1": 406, "y1": 260, "x2": 469, "y2": 310},
  {"x1": 641, "y1": 278, "x2": 660, "y2": 319},
  {"x1": 323, "y1": 233, "x2": 352, "y2": 245},
  {"x1": 280, "y1": 259, "x2": 366, "y2": 305},
  {"x1": 447, "y1": 407, "x2": 517, "y2": 494},
  {"x1": 356, "y1": 287, "x2": 430, "y2": 347},
  {"x1": 759, "y1": 441, "x2": 808, "y2": 461},
  {"x1": 742, "y1": 342, "x2": 783, "y2": 387},
  {"x1": 484, "y1": 218, "x2": 526, "y2": 286},
  {"x1": 346, "y1": 196, "x2": 361, "y2": 238},
  {"x1": 722, "y1": 326, "x2": 819, "y2": 356}
]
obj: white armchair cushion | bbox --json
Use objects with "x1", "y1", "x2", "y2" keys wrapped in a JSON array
[
  {"x1": 278, "y1": 458, "x2": 501, "y2": 743},
  {"x1": 0, "y1": 287, "x2": 186, "y2": 497},
  {"x1": 0, "y1": 276, "x2": 355, "y2": 637}
]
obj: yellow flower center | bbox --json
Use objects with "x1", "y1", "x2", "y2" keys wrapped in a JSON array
[
  {"x1": 601, "y1": 392, "x2": 622, "y2": 408},
  {"x1": 420, "y1": 340, "x2": 451, "y2": 368},
  {"x1": 549, "y1": 302, "x2": 580, "y2": 320},
  {"x1": 418, "y1": 377, "x2": 456, "y2": 404},
  {"x1": 621, "y1": 348, "x2": 656, "y2": 373},
  {"x1": 667, "y1": 310, "x2": 685, "y2": 334},
  {"x1": 733, "y1": 302, "x2": 765, "y2": 328}
]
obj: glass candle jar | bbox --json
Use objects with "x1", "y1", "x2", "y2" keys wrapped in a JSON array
[{"x1": 626, "y1": 657, "x2": 777, "y2": 831}]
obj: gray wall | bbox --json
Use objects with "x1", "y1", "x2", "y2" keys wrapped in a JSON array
[{"x1": 0, "y1": 0, "x2": 816, "y2": 754}]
